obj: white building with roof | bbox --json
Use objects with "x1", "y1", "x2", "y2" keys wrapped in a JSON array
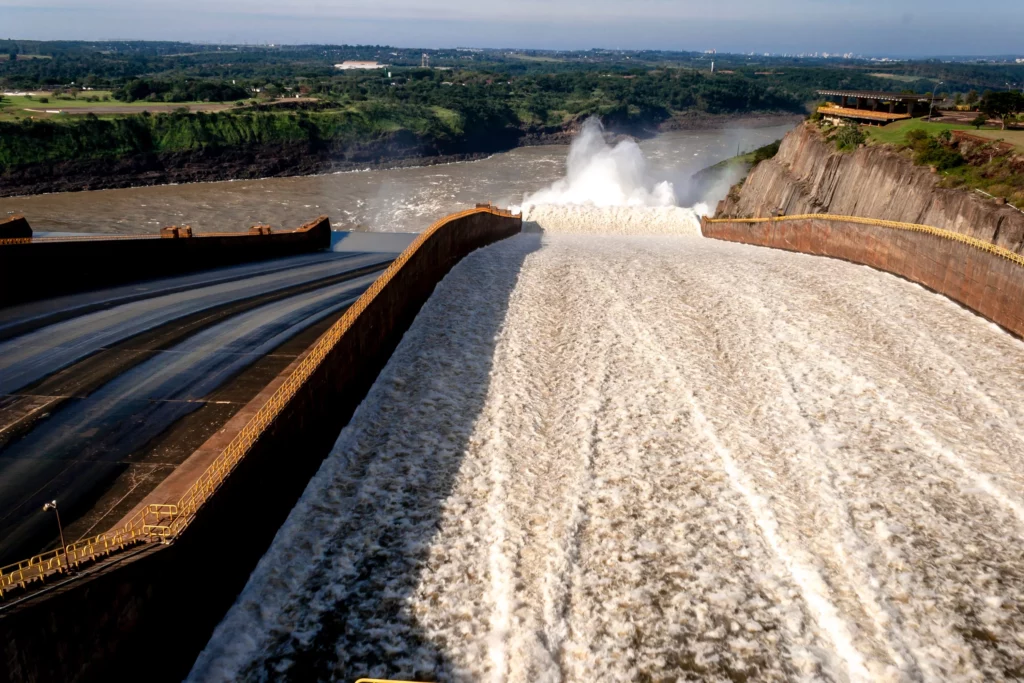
[{"x1": 334, "y1": 61, "x2": 387, "y2": 70}]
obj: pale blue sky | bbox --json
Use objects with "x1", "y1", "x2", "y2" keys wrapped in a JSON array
[{"x1": 2, "y1": 0, "x2": 1022, "y2": 56}]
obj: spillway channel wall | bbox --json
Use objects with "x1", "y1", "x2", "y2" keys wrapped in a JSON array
[
  {"x1": 0, "y1": 207, "x2": 522, "y2": 683},
  {"x1": 0, "y1": 216, "x2": 331, "y2": 308},
  {"x1": 702, "y1": 214, "x2": 1024, "y2": 338}
]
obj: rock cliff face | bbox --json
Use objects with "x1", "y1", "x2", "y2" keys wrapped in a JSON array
[{"x1": 716, "y1": 122, "x2": 1024, "y2": 254}]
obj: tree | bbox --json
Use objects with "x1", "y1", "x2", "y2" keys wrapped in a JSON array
[
  {"x1": 954, "y1": 93, "x2": 963, "y2": 106},
  {"x1": 971, "y1": 113, "x2": 988, "y2": 129},
  {"x1": 966, "y1": 90, "x2": 979, "y2": 106},
  {"x1": 980, "y1": 91, "x2": 1024, "y2": 130}
]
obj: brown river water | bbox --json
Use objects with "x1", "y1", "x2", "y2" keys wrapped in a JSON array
[{"x1": 0, "y1": 124, "x2": 794, "y2": 235}]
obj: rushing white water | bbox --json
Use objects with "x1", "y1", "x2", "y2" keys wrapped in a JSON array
[
  {"x1": 191, "y1": 231, "x2": 1024, "y2": 682},
  {"x1": 189, "y1": 121, "x2": 1024, "y2": 681},
  {"x1": 520, "y1": 119, "x2": 677, "y2": 210},
  {"x1": 517, "y1": 117, "x2": 708, "y2": 235},
  {"x1": 523, "y1": 204, "x2": 705, "y2": 236}
]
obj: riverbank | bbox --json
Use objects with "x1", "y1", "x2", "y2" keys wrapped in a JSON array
[{"x1": 0, "y1": 113, "x2": 802, "y2": 198}]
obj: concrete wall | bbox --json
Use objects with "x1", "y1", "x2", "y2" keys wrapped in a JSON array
[
  {"x1": 702, "y1": 216, "x2": 1024, "y2": 338},
  {"x1": 0, "y1": 217, "x2": 331, "y2": 308},
  {"x1": 0, "y1": 208, "x2": 521, "y2": 683},
  {"x1": 0, "y1": 215, "x2": 32, "y2": 240}
]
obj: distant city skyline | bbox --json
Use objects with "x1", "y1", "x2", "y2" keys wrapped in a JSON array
[{"x1": 2, "y1": 0, "x2": 1023, "y2": 58}]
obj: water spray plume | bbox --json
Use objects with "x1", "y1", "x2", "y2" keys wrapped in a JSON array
[
  {"x1": 517, "y1": 117, "x2": 705, "y2": 235},
  {"x1": 521, "y1": 118, "x2": 676, "y2": 209}
]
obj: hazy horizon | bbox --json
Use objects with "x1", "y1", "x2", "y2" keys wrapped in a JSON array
[{"x1": 3, "y1": 0, "x2": 1023, "y2": 58}]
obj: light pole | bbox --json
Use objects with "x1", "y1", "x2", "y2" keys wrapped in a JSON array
[
  {"x1": 42, "y1": 500, "x2": 68, "y2": 570},
  {"x1": 928, "y1": 81, "x2": 944, "y2": 121}
]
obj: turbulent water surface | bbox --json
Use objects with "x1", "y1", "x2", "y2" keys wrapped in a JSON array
[
  {"x1": 190, "y1": 228, "x2": 1024, "y2": 682},
  {"x1": 0, "y1": 124, "x2": 791, "y2": 234}
]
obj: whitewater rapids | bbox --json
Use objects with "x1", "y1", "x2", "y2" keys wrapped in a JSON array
[
  {"x1": 522, "y1": 204, "x2": 705, "y2": 236},
  {"x1": 191, "y1": 232, "x2": 1024, "y2": 683}
]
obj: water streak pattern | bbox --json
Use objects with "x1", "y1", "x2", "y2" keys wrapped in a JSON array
[{"x1": 191, "y1": 231, "x2": 1024, "y2": 682}]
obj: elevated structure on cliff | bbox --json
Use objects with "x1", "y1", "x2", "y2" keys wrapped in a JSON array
[{"x1": 816, "y1": 89, "x2": 931, "y2": 124}]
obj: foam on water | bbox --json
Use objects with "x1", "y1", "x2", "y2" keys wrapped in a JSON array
[
  {"x1": 514, "y1": 117, "x2": 707, "y2": 236},
  {"x1": 190, "y1": 234, "x2": 1024, "y2": 682},
  {"x1": 523, "y1": 204, "x2": 705, "y2": 236}
]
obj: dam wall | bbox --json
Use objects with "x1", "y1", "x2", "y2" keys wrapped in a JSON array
[
  {"x1": 702, "y1": 214, "x2": 1024, "y2": 338},
  {"x1": 715, "y1": 122, "x2": 1024, "y2": 255},
  {"x1": 0, "y1": 216, "x2": 331, "y2": 308},
  {"x1": 0, "y1": 207, "x2": 522, "y2": 683}
]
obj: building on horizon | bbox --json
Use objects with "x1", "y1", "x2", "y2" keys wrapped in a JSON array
[{"x1": 334, "y1": 61, "x2": 387, "y2": 70}]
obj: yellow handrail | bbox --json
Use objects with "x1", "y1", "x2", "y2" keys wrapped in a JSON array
[
  {"x1": 0, "y1": 503, "x2": 174, "y2": 596},
  {"x1": 0, "y1": 206, "x2": 516, "y2": 599},
  {"x1": 163, "y1": 206, "x2": 514, "y2": 537},
  {"x1": 704, "y1": 213, "x2": 1024, "y2": 269}
]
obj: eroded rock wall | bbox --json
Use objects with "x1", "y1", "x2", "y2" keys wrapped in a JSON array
[{"x1": 716, "y1": 122, "x2": 1024, "y2": 254}]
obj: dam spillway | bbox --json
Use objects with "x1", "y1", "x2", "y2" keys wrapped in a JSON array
[
  {"x1": 191, "y1": 227, "x2": 1024, "y2": 682},
  {"x1": 3, "y1": 120, "x2": 1024, "y2": 682}
]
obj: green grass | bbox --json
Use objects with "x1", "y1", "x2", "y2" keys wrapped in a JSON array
[
  {"x1": 867, "y1": 117, "x2": 1024, "y2": 152},
  {"x1": 968, "y1": 129, "x2": 1024, "y2": 153},
  {"x1": 867, "y1": 72, "x2": 938, "y2": 83},
  {"x1": 3, "y1": 92, "x2": 114, "y2": 108},
  {"x1": 866, "y1": 118, "x2": 971, "y2": 145},
  {"x1": 1, "y1": 92, "x2": 228, "y2": 111},
  {"x1": 0, "y1": 54, "x2": 52, "y2": 61},
  {"x1": 507, "y1": 53, "x2": 566, "y2": 63},
  {"x1": 429, "y1": 105, "x2": 463, "y2": 132}
]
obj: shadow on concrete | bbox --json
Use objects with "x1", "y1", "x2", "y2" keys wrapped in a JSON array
[{"x1": 199, "y1": 232, "x2": 542, "y2": 682}]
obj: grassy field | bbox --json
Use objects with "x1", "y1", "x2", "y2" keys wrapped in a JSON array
[
  {"x1": 867, "y1": 72, "x2": 939, "y2": 83},
  {"x1": 2, "y1": 91, "x2": 114, "y2": 108},
  {"x1": 0, "y1": 54, "x2": 52, "y2": 61},
  {"x1": 969, "y1": 129, "x2": 1024, "y2": 152},
  {"x1": 507, "y1": 53, "x2": 565, "y2": 63},
  {"x1": 0, "y1": 92, "x2": 245, "y2": 122},
  {"x1": 867, "y1": 118, "x2": 1024, "y2": 152}
]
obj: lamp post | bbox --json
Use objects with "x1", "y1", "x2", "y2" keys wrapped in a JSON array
[
  {"x1": 42, "y1": 500, "x2": 68, "y2": 570},
  {"x1": 928, "y1": 81, "x2": 944, "y2": 121}
]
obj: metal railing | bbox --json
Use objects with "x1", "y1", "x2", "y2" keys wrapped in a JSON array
[
  {"x1": 0, "y1": 504, "x2": 176, "y2": 597},
  {"x1": 704, "y1": 213, "x2": 1024, "y2": 269},
  {"x1": 0, "y1": 206, "x2": 516, "y2": 600}
]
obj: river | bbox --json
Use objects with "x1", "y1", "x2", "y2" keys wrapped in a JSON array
[{"x1": 0, "y1": 124, "x2": 794, "y2": 235}]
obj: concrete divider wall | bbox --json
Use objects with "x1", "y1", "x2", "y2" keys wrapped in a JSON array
[
  {"x1": 702, "y1": 215, "x2": 1024, "y2": 338},
  {"x1": 0, "y1": 215, "x2": 32, "y2": 240},
  {"x1": 0, "y1": 216, "x2": 331, "y2": 308},
  {"x1": 0, "y1": 207, "x2": 521, "y2": 683}
]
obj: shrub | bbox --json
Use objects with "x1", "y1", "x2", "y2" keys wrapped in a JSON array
[
  {"x1": 37, "y1": 97, "x2": 49, "y2": 103},
  {"x1": 905, "y1": 128, "x2": 929, "y2": 145},
  {"x1": 905, "y1": 130, "x2": 964, "y2": 171},
  {"x1": 750, "y1": 140, "x2": 781, "y2": 166},
  {"x1": 834, "y1": 125, "x2": 866, "y2": 151}
]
